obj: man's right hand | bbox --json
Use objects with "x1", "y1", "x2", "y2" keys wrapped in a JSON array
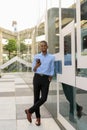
[
  {"x1": 33, "y1": 60, "x2": 41, "y2": 72},
  {"x1": 36, "y1": 61, "x2": 41, "y2": 67}
]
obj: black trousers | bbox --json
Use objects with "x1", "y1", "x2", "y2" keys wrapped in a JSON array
[
  {"x1": 62, "y1": 83, "x2": 81, "y2": 115},
  {"x1": 29, "y1": 73, "x2": 50, "y2": 118}
]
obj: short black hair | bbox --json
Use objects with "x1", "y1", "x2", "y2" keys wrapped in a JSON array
[{"x1": 40, "y1": 40, "x2": 48, "y2": 45}]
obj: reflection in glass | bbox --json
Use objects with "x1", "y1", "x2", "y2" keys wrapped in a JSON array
[
  {"x1": 59, "y1": 83, "x2": 76, "y2": 126},
  {"x1": 77, "y1": 68, "x2": 87, "y2": 77},
  {"x1": 76, "y1": 88, "x2": 87, "y2": 130},
  {"x1": 64, "y1": 34, "x2": 72, "y2": 65},
  {"x1": 54, "y1": 60, "x2": 62, "y2": 76},
  {"x1": 80, "y1": 0, "x2": 87, "y2": 55},
  {"x1": 81, "y1": 30, "x2": 87, "y2": 55},
  {"x1": 61, "y1": 0, "x2": 75, "y2": 29},
  {"x1": 83, "y1": 35, "x2": 87, "y2": 50},
  {"x1": 59, "y1": 83, "x2": 84, "y2": 128}
]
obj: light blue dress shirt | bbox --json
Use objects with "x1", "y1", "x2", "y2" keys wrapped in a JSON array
[
  {"x1": 64, "y1": 53, "x2": 72, "y2": 65},
  {"x1": 32, "y1": 52, "x2": 55, "y2": 76}
]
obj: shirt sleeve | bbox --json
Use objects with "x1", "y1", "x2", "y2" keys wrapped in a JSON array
[
  {"x1": 32, "y1": 56, "x2": 36, "y2": 71},
  {"x1": 50, "y1": 56, "x2": 55, "y2": 76}
]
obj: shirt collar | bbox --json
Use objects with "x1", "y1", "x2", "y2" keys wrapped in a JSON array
[{"x1": 41, "y1": 52, "x2": 48, "y2": 56}]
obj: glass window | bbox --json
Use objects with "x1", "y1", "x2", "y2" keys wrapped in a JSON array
[
  {"x1": 64, "y1": 34, "x2": 72, "y2": 65},
  {"x1": 59, "y1": 83, "x2": 76, "y2": 126},
  {"x1": 80, "y1": 0, "x2": 87, "y2": 55},
  {"x1": 61, "y1": 0, "x2": 76, "y2": 29}
]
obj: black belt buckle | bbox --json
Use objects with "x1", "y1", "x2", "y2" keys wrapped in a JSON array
[{"x1": 40, "y1": 74, "x2": 44, "y2": 76}]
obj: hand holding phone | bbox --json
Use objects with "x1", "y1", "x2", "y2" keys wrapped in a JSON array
[
  {"x1": 33, "y1": 58, "x2": 41, "y2": 72},
  {"x1": 36, "y1": 59, "x2": 40, "y2": 63},
  {"x1": 36, "y1": 58, "x2": 41, "y2": 66}
]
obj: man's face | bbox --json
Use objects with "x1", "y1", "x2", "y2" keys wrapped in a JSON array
[{"x1": 40, "y1": 42, "x2": 48, "y2": 53}]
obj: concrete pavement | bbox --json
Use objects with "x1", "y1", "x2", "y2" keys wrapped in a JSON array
[{"x1": 0, "y1": 73, "x2": 61, "y2": 130}]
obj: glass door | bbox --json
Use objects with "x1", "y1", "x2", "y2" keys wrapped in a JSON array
[
  {"x1": 57, "y1": 21, "x2": 76, "y2": 130},
  {"x1": 76, "y1": 0, "x2": 87, "y2": 68},
  {"x1": 58, "y1": 21, "x2": 75, "y2": 85}
]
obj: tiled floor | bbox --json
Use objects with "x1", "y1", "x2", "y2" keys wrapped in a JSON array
[{"x1": 0, "y1": 73, "x2": 61, "y2": 130}]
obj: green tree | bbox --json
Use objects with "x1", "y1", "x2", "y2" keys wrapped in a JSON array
[
  {"x1": 3, "y1": 39, "x2": 17, "y2": 59},
  {"x1": 20, "y1": 42, "x2": 27, "y2": 54}
]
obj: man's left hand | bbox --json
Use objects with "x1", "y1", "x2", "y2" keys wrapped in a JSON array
[{"x1": 48, "y1": 76, "x2": 52, "y2": 82}]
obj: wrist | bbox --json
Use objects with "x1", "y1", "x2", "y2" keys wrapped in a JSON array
[{"x1": 33, "y1": 66, "x2": 37, "y2": 72}]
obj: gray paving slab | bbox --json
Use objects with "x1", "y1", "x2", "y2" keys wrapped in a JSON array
[{"x1": 0, "y1": 73, "x2": 61, "y2": 130}]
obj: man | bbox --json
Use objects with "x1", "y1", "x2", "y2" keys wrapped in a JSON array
[
  {"x1": 62, "y1": 83, "x2": 83, "y2": 122},
  {"x1": 25, "y1": 40, "x2": 55, "y2": 126}
]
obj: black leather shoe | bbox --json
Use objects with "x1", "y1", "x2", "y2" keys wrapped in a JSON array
[
  {"x1": 25, "y1": 109, "x2": 32, "y2": 123},
  {"x1": 35, "y1": 118, "x2": 41, "y2": 126},
  {"x1": 77, "y1": 106, "x2": 83, "y2": 118}
]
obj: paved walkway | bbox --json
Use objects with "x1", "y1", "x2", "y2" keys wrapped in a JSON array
[{"x1": 0, "y1": 73, "x2": 61, "y2": 130}]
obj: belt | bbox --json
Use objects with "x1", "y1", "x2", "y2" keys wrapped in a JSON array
[{"x1": 35, "y1": 73, "x2": 49, "y2": 77}]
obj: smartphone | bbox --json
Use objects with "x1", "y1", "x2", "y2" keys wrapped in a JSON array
[{"x1": 36, "y1": 58, "x2": 40, "y2": 63}]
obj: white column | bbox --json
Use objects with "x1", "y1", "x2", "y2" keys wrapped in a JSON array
[{"x1": 0, "y1": 31, "x2": 3, "y2": 77}]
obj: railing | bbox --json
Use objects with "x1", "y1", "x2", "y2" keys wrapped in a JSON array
[{"x1": 0, "y1": 56, "x2": 32, "y2": 70}]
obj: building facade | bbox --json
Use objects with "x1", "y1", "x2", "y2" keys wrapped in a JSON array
[
  {"x1": 0, "y1": 0, "x2": 87, "y2": 129},
  {"x1": 36, "y1": 1, "x2": 87, "y2": 130}
]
